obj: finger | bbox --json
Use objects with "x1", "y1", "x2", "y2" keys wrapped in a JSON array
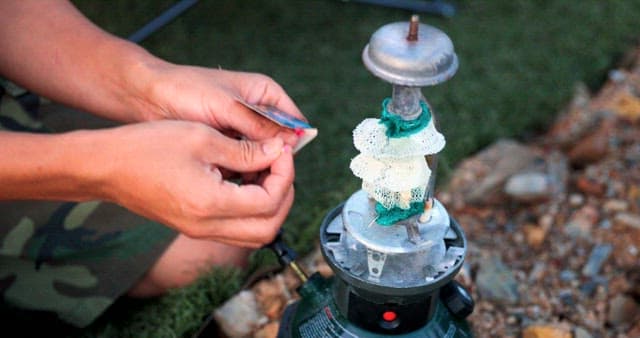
[
  {"x1": 190, "y1": 186, "x2": 295, "y2": 248},
  {"x1": 207, "y1": 134, "x2": 285, "y2": 173},
  {"x1": 213, "y1": 147, "x2": 294, "y2": 217}
]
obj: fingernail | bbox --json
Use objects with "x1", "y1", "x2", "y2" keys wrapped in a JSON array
[{"x1": 262, "y1": 138, "x2": 284, "y2": 155}]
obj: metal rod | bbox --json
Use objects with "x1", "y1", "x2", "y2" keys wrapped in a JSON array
[
  {"x1": 389, "y1": 85, "x2": 423, "y2": 120},
  {"x1": 127, "y1": 0, "x2": 200, "y2": 43},
  {"x1": 407, "y1": 14, "x2": 420, "y2": 41},
  {"x1": 289, "y1": 261, "x2": 309, "y2": 283}
]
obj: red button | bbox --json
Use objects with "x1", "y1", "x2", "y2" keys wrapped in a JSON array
[{"x1": 382, "y1": 311, "x2": 397, "y2": 322}]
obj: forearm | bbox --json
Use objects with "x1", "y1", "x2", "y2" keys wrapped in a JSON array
[
  {"x1": 0, "y1": 130, "x2": 108, "y2": 201},
  {"x1": 0, "y1": 0, "x2": 166, "y2": 122}
]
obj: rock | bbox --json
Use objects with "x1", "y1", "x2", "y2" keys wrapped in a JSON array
[
  {"x1": 580, "y1": 275, "x2": 608, "y2": 297},
  {"x1": 573, "y1": 326, "x2": 593, "y2": 338},
  {"x1": 569, "y1": 193, "x2": 585, "y2": 207},
  {"x1": 315, "y1": 260, "x2": 334, "y2": 277},
  {"x1": 545, "y1": 82, "x2": 597, "y2": 148},
  {"x1": 559, "y1": 270, "x2": 577, "y2": 282},
  {"x1": 558, "y1": 289, "x2": 575, "y2": 306},
  {"x1": 504, "y1": 172, "x2": 552, "y2": 203},
  {"x1": 528, "y1": 261, "x2": 546, "y2": 282},
  {"x1": 602, "y1": 199, "x2": 629, "y2": 213},
  {"x1": 568, "y1": 120, "x2": 614, "y2": 167},
  {"x1": 565, "y1": 205, "x2": 599, "y2": 238},
  {"x1": 213, "y1": 290, "x2": 267, "y2": 337},
  {"x1": 546, "y1": 150, "x2": 570, "y2": 196},
  {"x1": 523, "y1": 224, "x2": 547, "y2": 249},
  {"x1": 254, "y1": 276, "x2": 289, "y2": 320},
  {"x1": 613, "y1": 212, "x2": 640, "y2": 229},
  {"x1": 582, "y1": 243, "x2": 613, "y2": 277},
  {"x1": 448, "y1": 139, "x2": 540, "y2": 205},
  {"x1": 522, "y1": 324, "x2": 572, "y2": 338},
  {"x1": 575, "y1": 176, "x2": 605, "y2": 196},
  {"x1": 607, "y1": 294, "x2": 640, "y2": 326},
  {"x1": 609, "y1": 275, "x2": 631, "y2": 295},
  {"x1": 254, "y1": 321, "x2": 280, "y2": 338},
  {"x1": 595, "y1": 86, "x2": 640, "y2": 123},
  {"x1": 476, "y1": 256, "x2": 520, "y2": 304}
]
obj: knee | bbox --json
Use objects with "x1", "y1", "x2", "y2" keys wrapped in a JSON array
[{"x1": 128, "y1": 236, "x2": 252, "y2": 297}]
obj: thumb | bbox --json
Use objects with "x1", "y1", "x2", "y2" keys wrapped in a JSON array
[{"x1": 215, "y1": 137, "x2": 285, "y2": 172}]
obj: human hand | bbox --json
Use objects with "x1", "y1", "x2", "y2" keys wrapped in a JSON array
[
  {"x1": 137, "y1": 64, "x2": 305, "y2": 148},
  {"x1": 96, "y1": 120, "x2": 294, "y2": 248}
]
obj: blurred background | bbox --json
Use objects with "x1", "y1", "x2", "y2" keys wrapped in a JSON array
[{"x1": 15, "y1": 0, "x2": 640, "y2": 336}]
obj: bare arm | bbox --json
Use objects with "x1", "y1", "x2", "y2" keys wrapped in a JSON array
[
  {"x1": 0, "y1": 130, "x2": 106, "y2": 201},
  {"x1": 0, "y1": 0, "x2": 160, "y2": 122}
]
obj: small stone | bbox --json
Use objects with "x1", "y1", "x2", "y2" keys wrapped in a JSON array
[
  {"x1": 608, "y1": 69, "x2": 627, "y2": 82},
  {"x1": 559, "y1": 289, "x2": 575, "y2": 306},
  {"x1": 565, "y1": 206, "x2": 599, "y2": 238},
  {"x1": 580, "y1": 280, "x2": 599, "y2": 297},
  {"x1": 513, "y1": 232, "x2": 525, "y2": 244},
  {"x1": 575, "y1": 176, "x2": 605, "y2": 196},
  {"x1": 523, "y1": 224, "x2": 547, "y2": 248},
  {"x1": 607, "y1": 294, "x2": 640, "y2": 326},
  {"x1": 315, "y1": 261, "x2": 334, "y2": 277},
  {"x1": 613, "y1": 212, "x2": 640, "y2": 229},
  {"x1": 262, "y1": 298, "x2": 285, "y2": 320},
  {"x1": 213, "y1": 290, "x2": 266, "y2": 337},
  {"x1": 254, "y1": 277, "x2": 289, "y2": 320},
  {"x1": 539, "y1": 214, "x2": 554, "y2": 229},
  {"x1": 598, "y1": 219, "x2": 611, "y2": 229},
  {"x1": 606, "y1": 90, "x2": 640, "y2": 123},
  {"x1": 582, "y1": 243, "x2": 613, "y2": 277},
  {"x1": 254, "y1": 321, "x2": 280, "y2": 338},
  {"x1": 574, "y1": 326, "x2": 593, "y2": 338},
  {"x1": 476, "y1": 256, "x2": 520, "y2": 304},
  {"x1": 504, "y1": 172, "x2": 552, "y2": 203},
  {"x1": 522, "y1": 324, "x2": 572, "y2": 338},
  {"x1": 528, "y1": 261, "x2": 546, "y2": 282},
  {"x1": 603, "y1": 199, "x2": 629, "y2": 213},
  {"x1": 569, "y1": 193, "x2": 585, "y2": 207},
  {"x1": 545, "y1": 83, "x2": 596, "y2": 148},
  {"x1": 455, "y1": 139, "x2": 540, "y2": 205},
  {"x1": 568, "y1": 121, "x2": 613, "y2": 167},
  {"x1": 609, "y1": 275, "x2": 631, "y2": 295},
  {"x1": 559, "y1": 269, "x2": 577, "y2": 282}
]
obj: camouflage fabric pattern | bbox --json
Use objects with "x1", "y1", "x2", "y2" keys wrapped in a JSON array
[{"x1": 0, "y1": 88, "x2": 178, "y2": 327}]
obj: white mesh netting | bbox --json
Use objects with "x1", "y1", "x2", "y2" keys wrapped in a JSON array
[
  {"x1": 362, "y1": 182, "x2": 426, "y2": 209},
  {"x1": 350, "y1": 154, "x2": 430, "y2": 209},
  {"x1": 353, "y1": 118, "x2": 446, "y2": 158}
]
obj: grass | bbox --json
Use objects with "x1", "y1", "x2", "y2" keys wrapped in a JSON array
[{"x1": 19, "y1": 0, "x2": 640, "y2": 336}]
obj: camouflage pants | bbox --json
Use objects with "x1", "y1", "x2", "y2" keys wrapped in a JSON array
[{"x1": 0, "y1": 86, "x2": 177, "y2": 328}]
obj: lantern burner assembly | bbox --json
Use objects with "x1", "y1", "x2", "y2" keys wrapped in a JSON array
[{"x1": 277, "y1": 15, "x2": 474, "y2": 337}]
